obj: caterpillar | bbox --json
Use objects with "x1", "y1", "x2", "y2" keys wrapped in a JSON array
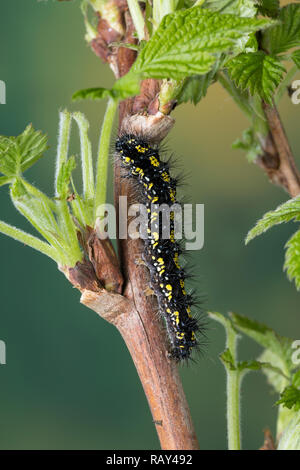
[{"x1": 115, "y1": 133, "x2": 202, "y2": 361}]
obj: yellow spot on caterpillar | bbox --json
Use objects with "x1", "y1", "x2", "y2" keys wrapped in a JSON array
[
  {"x1": 170, "y1": 189, "x2": 176, "y2": 202},
  {"x1": 150, "y1": 156, "x2": 159, "y2": 167},
  {"x1": 166, "y1": 284, "x2": 172, "y2": 291},
  {"x1": 162, "y1": 172, "x2": 170, "y2": 182},
  {"x1": 174, "y1": 253, "x2": 180, "y2": 269},
  {"x1": 153, "y1": 232, "x2": 159, "y2": 241},
  {"x1": 135, "y1": 145, "x2": 148, "y2": 153}
]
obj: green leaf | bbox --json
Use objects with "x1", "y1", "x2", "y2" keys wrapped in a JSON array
[
  {"x1": 284, "y1": 230, "x2": 300, "y2": 291},
  {"x1": 177, "y1": 70, "x2": 216, "y2": 105},
  {"x1": 132, "y1": 8, "x2": 274, "y2": 80},
  {"x1": 245, "y1": 196, "x2": 300, "y2": 244},
  {"x1": 56, "y1": 156, "x2": 77, "y2": 199},
  {"x1": 230, "y1": 312, "x2": 295, "y2": 378},
  {"x1": 293, "y1": 370, "x2": 300, "y2": 388},
  {"x1": 10, "y1": 179, "x2": 66, "y2": 258},
  {"x1": 0, "y1": 175, "x2": 12, "y2": 187},
  {"x1": 277, "y1": 412, "x2": 300, "y2": 450},
  {"x1": 237, "y1": 359, "x2": 285, "y2": 377},
  {"x1": 232, "y1": 127, "x2": 262, "y2": 162},
  {"x1": 262, "y1": 4, "x2": 300, "y2": 54},
  {"x1": 73, "y1": 72, "x2": 141, "y2": 102},
  {"x1": 276, "y1": 386, "x2": 300, "y2": 412},
  {"x1": 0, "y1": 125, "x2": 48, "y2": 177},
  {"x1": 256, "y1": 0, "x2": 280, "y2": 18},
  {"x1": 291, "y1": 50, "x2": 300, "y2": 69},
  {"x1": 228, "y1": 51, "x2": 286, "y2": 104},
  {"x1": 220, "y1": 348, "x2": 236, "y2": 370},
  {"x1": 72, "y1": 87, "x2": 115, "y2": 101},
  {"x1": 203, "y1": 0, "x2": 257, "y2": 18},
  {"x1": 259, "y1": 349, "x2": 289, "y2": 393}
]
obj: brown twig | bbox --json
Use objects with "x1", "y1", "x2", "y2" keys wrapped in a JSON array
[
  {"x1": 259, "y1": 428, "x2": 277, "y2": 450},
  {"x1": 257, "y1": 101, "x2": 300, "y2": 198},
  {"x1": 69, "y1": 2, "x2": 200, "y2": 450}
]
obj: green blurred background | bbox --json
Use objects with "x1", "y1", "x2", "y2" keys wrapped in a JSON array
[{"x1": 0, "y1": 0, "x2": 299, "y2": 450}]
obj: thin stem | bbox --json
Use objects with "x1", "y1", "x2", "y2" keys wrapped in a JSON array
[
  {"x1": 225, "y1": 323, "x2": 241, "y2": 450},
  {"x1": 94, "y1": 97, "x2": 118, "y2": 219},
  {"x1": 73, "y1": 112, "x2": 95, "y2": 201},
  {"x1": 227, "y1": 370, "x2": 241, "y2": 450},
  {"x1": 262, "y1": 101, "x2": 300, "y2": 198},
  {"x1": 57, "y1": 200, "x2": 82, "y2": 266},
  {"x1": 0, "y1": 220, "x2": 59, "y2": 262},
  {"x1": 55, "y1": 110, "x2": 72, "y2": 197},
  {"x1": 127, "y1": 0, "x2": 145, "y2": 41}
]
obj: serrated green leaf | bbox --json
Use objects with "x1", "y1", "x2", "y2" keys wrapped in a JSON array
[
  {"x1": 262, "y1": 4, "x2": 300, "y2": 54},
  {"x1": 284, "y1": 229, "x2": 300, "y2": 291},
  {"x1": 0, "y1": 125, "x2": 48, "y2": 177},
  {"x1": 232, "y1": 127, "x2": 262, "y2": 162},
  {"x1": 56, "y1": 156, "x2": 77, "y2": 199},
  {"x1": 292, "y1": 50, "x2": 300, "y2": 69},
  {"x1": 276, "y1": 386, "x2": 300, "y2": 412},
  {"x1": 230, "y1": 312, "x2": 295, "y2": 378},
  {"x1": 245, "y1": 196, "x2": 300, "y2": 244},
  {"x1": 256, "y1": 0, "x2": 280, "y2": 18},
  {"x1": 132, "y1": 8, "x2": 274, "y2": 80},
  {"x1": 228, "y1": 51, "x2": 286, "y2": 104},
  {"x1": 203, "y1": 0, "x2": 257, "y2": 18}
]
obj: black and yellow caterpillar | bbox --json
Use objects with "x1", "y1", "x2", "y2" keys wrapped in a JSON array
[{"x1": 116, "y1": 134, "x2": 201, "y2": 361}]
